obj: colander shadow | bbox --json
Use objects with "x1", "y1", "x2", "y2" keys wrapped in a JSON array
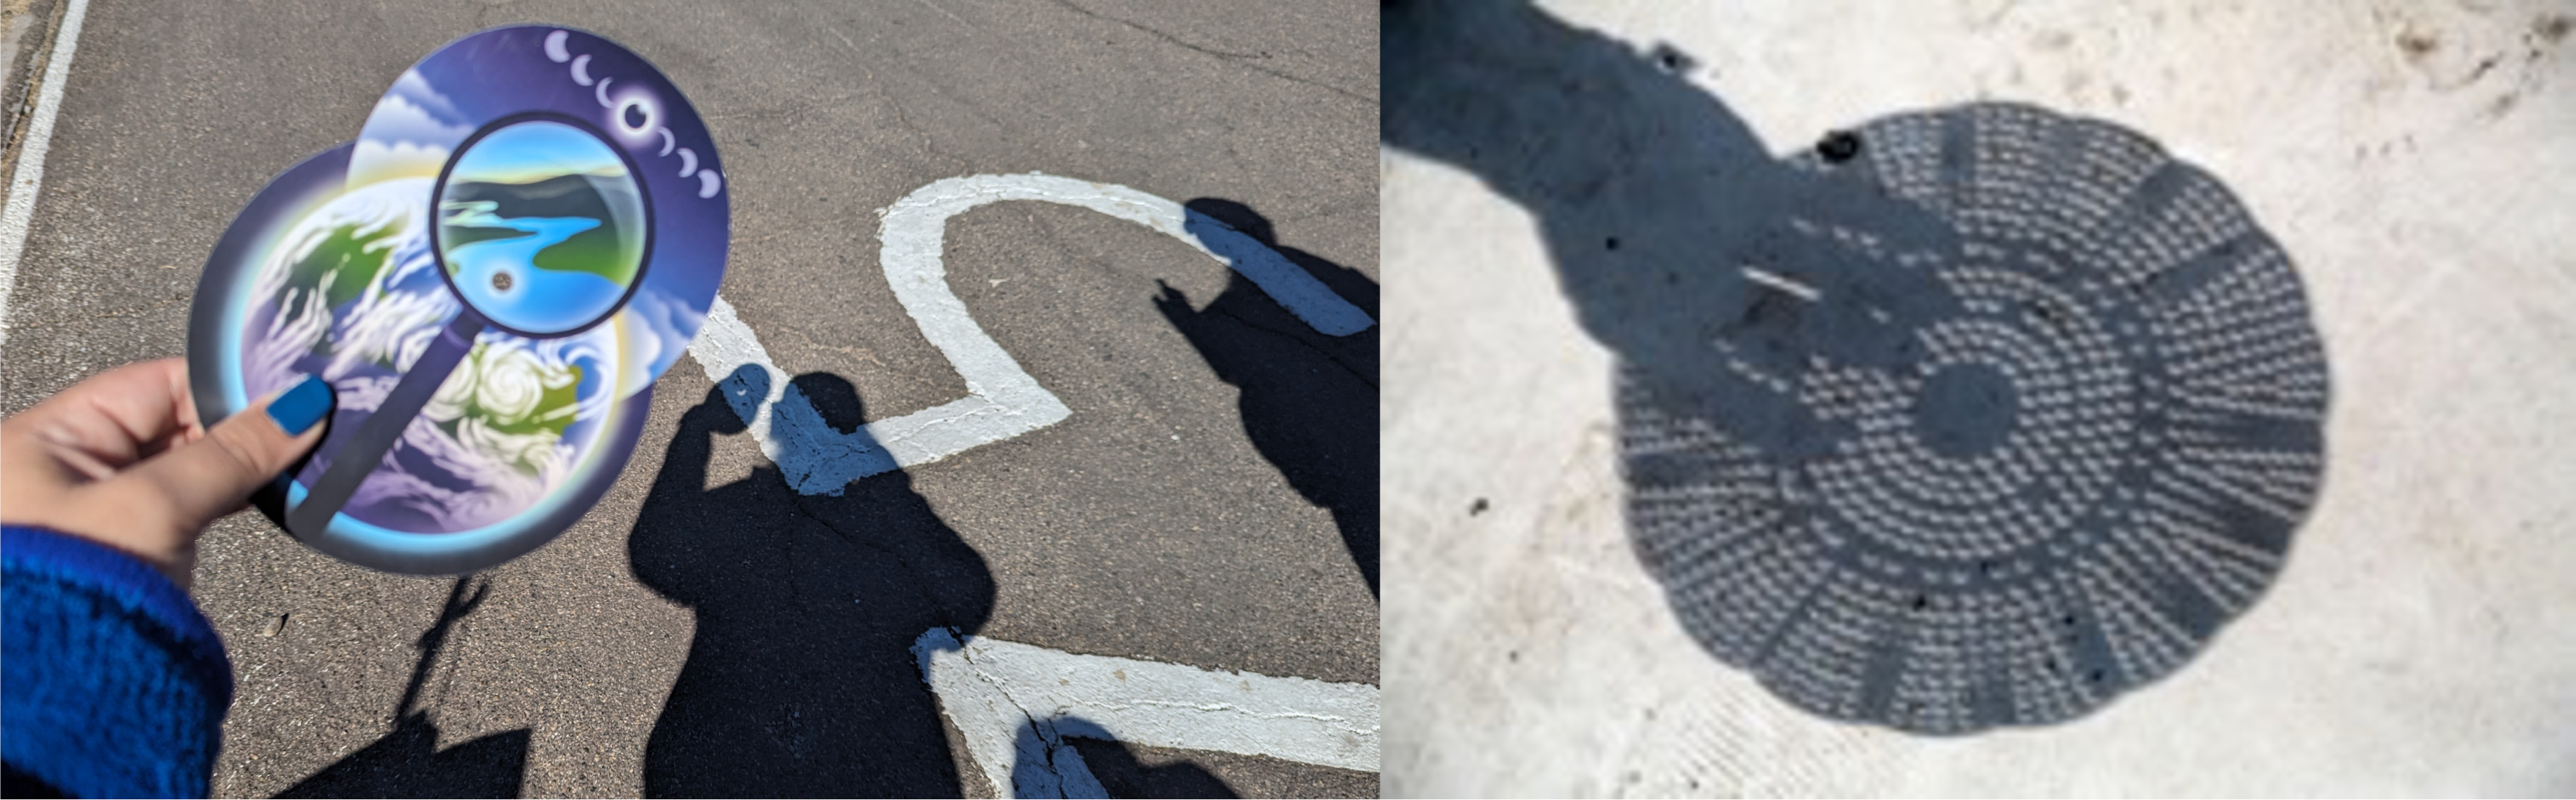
[{"x1": 1384, "y1": 0, "x2": 2331, "y2": 734}]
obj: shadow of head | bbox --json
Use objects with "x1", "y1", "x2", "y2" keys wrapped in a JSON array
[
  {"x1": 624, "y1": 364, "x2": 993, "y2": 795},
  {"x1": 1161, "y1": 200, "x2": 1380, "y2": 597},
  {"x1": 1183, "y1": 197, "x2": 1275, "y2": 246},
  {"x1": 1181, "y1": 197, "x2": 1379, "y2": 320},
  {"x1": 786, "y1": 372, "x2": 867, "y2": 436},
  {"x1": 1011, "y1": 717, "x2": 1238, "y2": 799}
]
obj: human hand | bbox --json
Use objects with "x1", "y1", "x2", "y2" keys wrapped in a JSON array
[{"x1": 0, "y1": 359, "x2": 330, "y2": 590}]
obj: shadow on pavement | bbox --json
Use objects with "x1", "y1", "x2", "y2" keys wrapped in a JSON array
[
  {"x1": 275, "y1": 576, "x2": 530, "y2": 799},
  {"x1": 1157, "y1": 198, "x2": 1379, "y2": 597},
  {"x1": 1007, "y1": 715, "x2": 1240, "y2": 799},
  {"x1": 1064, "y1": 735, "x2": 1240, "y2": 799},
  {"x1": 627, "y1": 366, "x2": 994, "y2": 796}
]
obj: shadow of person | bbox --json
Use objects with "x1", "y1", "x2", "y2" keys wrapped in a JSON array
[
  {"x1": 1157, "y1": 199, "x2": 1379, "y2": 597},
  {"x1": 628, "y1": 366, "x2": 994, "y2": 796},
  {"x1": 1008, "y1": 716, "x2": 1238, "y2": 799},
  {"x1": 276, "y1": 576, "x2": 530, "y2": 799}
]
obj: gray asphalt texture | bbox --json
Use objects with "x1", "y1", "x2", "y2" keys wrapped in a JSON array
[{"x1": 0, "y1": 1, "x2": 1378, "y2": 797}]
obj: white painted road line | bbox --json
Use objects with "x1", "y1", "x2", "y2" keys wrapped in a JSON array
[
  {"x1": 0, "y1": 0, "x2": 91, "y2": 346},
  {"x1": 913, "y1": 627, "x2": 1380, "y2": 799},
  {"x1": 687, "y1": 173, "x2": 1375, "y2": 495}
]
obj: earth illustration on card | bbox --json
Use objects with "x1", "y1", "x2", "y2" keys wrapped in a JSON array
[{"x1": 187, "y1": 26, "x2": 729, "y2": 574}]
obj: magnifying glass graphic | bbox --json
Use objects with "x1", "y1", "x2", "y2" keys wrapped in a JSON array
[{"x1": 284, "y1": 114, "x2": 651, "y2": 539}]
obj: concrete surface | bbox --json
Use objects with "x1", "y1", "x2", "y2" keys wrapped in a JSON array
[
  {"x1": 1382, "y1": 0, "x2": 2576, "y2": 795},
  {"x1": 1, "y1": 1, "x2": 1377, "y2": 797}
]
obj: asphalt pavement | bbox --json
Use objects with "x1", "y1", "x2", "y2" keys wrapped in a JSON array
[{"x1": 0, "y1": 1, "x2": 1377, "y2": 797}]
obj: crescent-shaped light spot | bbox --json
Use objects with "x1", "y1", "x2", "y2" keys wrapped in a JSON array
[
  {"x1": 676, "y1": 147, "x2": 697, "y2": 177},
  {"x1": 595, "y1": 77, "x2": 615, "y2": 108},
  {"x1": 544, "y1": 30, "x2": 571, "y2": 63},
  {"x1": 698, "y1": 170, "x2": 722, "y2": 199},
  {"x1": 571, "y1": 54, "x2": 595, "y2": 86},
  {"x1": 655, "y1": 128, "x2": 675, "y2": 156}
]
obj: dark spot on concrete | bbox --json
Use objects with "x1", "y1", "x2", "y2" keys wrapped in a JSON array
[
  {"x1": 2538, "y1": 14, "x2": 2572, "y2": 44},
  {"x1": 2468, "y1": 54, "x2": 2501, "y2": 82},
  {"x1": 1604, "y1": 236, "x2": 1620, "y2": 251},
  {"x1": 2485, "y1": 91, "x2": 2519, "y2": 120},
  {"x1": 1470, "y1": 497, "x2": 1490, "y2": 516},
  {"x1": 2398, "y1": 30, "x2": 2440, "y2": 60}
]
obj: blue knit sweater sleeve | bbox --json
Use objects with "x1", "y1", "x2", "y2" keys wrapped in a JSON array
[{"x1": 3, "y1": 525, "x2": 232, "y2": 798}]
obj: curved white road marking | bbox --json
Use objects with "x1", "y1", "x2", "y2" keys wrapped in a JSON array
[
  {"x1": 914, "y1": 628, "x2": 1380, "y2": 799},
  {"x1": 686, "y1": 173, "x2": 1374, "y2": 495},
  {"x1": 0, "y1": 0, "x2": 91, "y2": 346}
]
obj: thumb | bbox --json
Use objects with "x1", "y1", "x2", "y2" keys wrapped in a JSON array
[{"x1": 106, "y1": 375, "x2": 333, "y2": 535}]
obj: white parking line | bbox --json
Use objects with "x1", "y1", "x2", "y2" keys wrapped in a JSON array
[
  {"x1": 913, "y1": 627, "x2": 1380, "y2": 799},
  {"x1": 0, "y1": 0, "x2": 91, "y2": 345},
  {"x1": 686, "y1": 173, "x2": 1374, "y2": 495}
]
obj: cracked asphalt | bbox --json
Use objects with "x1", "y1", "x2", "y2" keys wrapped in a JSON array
[{"x1": 0, "y1": 0, "x2": 1376, "y2": 796}]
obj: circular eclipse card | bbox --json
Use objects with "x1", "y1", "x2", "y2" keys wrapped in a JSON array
[{"x1": 187, "y1": 26, "x2": 728, "y2": 574}]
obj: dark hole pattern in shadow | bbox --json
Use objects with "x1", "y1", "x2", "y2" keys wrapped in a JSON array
[
  {"x1": 1618, "y1": 104, "x2": 2329, "y2": 735},
  {"x1": 1648, "y1": 42, "x2": 1696, "y2": 75},
  {"x1": 1817, "y1": 130, "x2": 1862, "y2": 164}
]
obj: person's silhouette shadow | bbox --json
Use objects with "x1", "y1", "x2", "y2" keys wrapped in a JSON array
[
  {"x1": 628, "y1": 366, "x2": 994, "y2": 796},
  {"x1": 1157, "y1": 198, "x2": 1379, "y2": 597}
]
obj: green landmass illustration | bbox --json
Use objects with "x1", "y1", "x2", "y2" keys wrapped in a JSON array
[
  {"x1": 286, "y1": 220, "x2": 403, "y2": 317},
  {"x1": 439, "y1": 172, "x2": 644, "y2": 285}
]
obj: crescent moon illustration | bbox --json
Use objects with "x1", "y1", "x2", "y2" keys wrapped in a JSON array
[
  {"x1": 571, "y1": 54, "x2": 594, "y2": 86},
  {"x1": 655, "y1": 127, "x2": 675, "y2": 156},
  {"x1": 595, "y1": 77, "x2": 615, "y2": 107},
  {"x1": 677, "y1": 147, "x2": 697, "y2": 177},
  {"x1": 544, "y1": 30, "x2": 570, "y2": 63},
  {"x1": 697, "y1": 170, "x2": 722, "y2": 198}
]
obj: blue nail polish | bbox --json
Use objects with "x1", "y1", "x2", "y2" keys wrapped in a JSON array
[{"x1": 267, "y1": 376, "x2": 333, "y2": 435}]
